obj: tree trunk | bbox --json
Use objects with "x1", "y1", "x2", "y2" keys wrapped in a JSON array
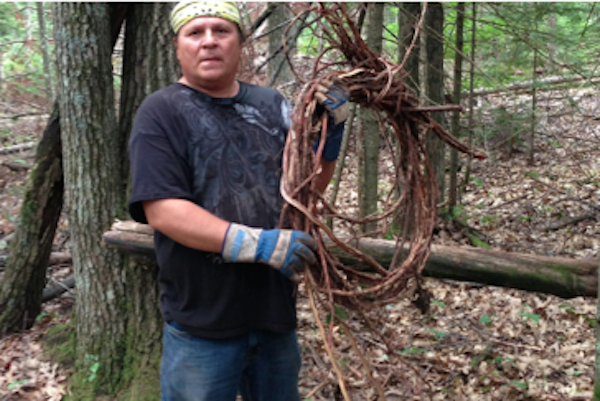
[
  {"x1": 448, "y1": 3, "x2": 465, "y2": 211},
  {"x1": 0, "y1": 4, "x2": 128, "y2": 340},
  {"x1": 529, "y1": 40, "x2": 538, "y2": 166},
  {"x1": 398, "y1": 2, "x2": 421, "y2": 95},
  {"x1": 360, "y1": 2, "x2": 384, "y2": 235},
  {"x1": 104, "y1": 221, "x2": 600, "y2": 300},
  {"x1": 54, "y1": 2, "x2": 127, "y2": 395},
  {"x1": 594, "y1": 254, "x2": 600, "y2": 400},
  {"x1": 462, "y1": 3, "x2": 477, "y2": 194},
  {"x1": 424, "y1": 2, "x2": 447, "y2": 203},
  {"x1": 267, "y1": 3, "x2": 293, "y2": 89},
  {"x1": 0, "y1": 104, "x2": 63, "y2": 335},
  {"x1": 36, "y1": 2, "x2": 54, "y2": 101},
  {"x1": 116, "y1": 4, "x2": 177, "y2": 399}
]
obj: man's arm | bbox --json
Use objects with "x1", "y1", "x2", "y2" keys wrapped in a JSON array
[
  {"x1": 143, "y1": 198, "x2": 317, "y2": 281},
  {"x1": 314, "y1": 159, "x2": 336, "y2": 194},
  {"x1": 143, "y1": 198, "x2": 228, "y2": 253}
]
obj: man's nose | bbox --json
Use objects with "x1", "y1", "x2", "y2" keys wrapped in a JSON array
[{"x1": 201, "y1": 29, "x2": 217, "y2": 46}]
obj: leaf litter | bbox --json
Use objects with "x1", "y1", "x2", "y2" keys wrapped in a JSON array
[{"x1": 1, "y1": 86, "x2": 599, "y2": 400}]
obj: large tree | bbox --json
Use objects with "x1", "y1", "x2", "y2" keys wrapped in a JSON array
[
  {"x1": 398, "y1": 2, "x2": 421, "y2": 96},
  {"x1": 54, "y1": 2, "x2": 127, "y2": 395},
  {"x1": 51, "y1": 3, "x2": 175, "y2": 398},
  {"x1": 424, "y1": 2, "x2": 447, "y2": 202},
  {"x1": 0, "y1": 3, "x2": 128, "y2": 337},
  {"x1": 360, "y1": 2, "x2": 384, "y2": 235}
]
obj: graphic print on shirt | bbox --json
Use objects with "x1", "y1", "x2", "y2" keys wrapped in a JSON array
[{"x1": 178, "y1": 88, "x2": 288, "y2": 229}]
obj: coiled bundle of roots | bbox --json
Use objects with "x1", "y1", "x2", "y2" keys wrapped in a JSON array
[
  {"x1": 279, "y1": 4, "x2": 484, "y2": 398},
  {"x1": 281, "y1": 4, "x2": 483, "y2": 309}
]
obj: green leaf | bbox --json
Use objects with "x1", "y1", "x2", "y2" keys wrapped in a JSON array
[
  {"x1": 432, "y1": 299, "x2": 446, "y2": 308},
  {"x1": 334, "y1": 306, "x2": 348, "y2": 321},
  {"x1": 519, "y1": 312, "x2": 540, "y2": 323},
  {"x1": 87, "y1": 362, "x2": 100, "y2": 382},
  {"x1": 479, "y1": 314, "x2": 492, "y2": 325},
  {"x1": 471, "y1": 177, "x2": 483, "y2": 187},
  {"x1": 8, "y1": 379, "x2": 28, "y2": 390},
  {"x1": 36, "y1": 312, "x2": 49, "y2": 322},
  {"x1": 428, "y1": 329, "x2": 446, "y2": 338},
  {"x1": 510, "y1": 381, "x2": 528, "y2": 390},
  {"x1": 524, "y1": 171, "x2": 539, "y2": 178},
  {"x1": 468, "y1": 234, "x2": 491, "y2": 249}
]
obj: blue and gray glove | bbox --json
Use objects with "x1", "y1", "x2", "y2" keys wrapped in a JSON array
[
  {"x1": 221, "y1": 223, "x2": 318, "y2": 282},
  {"x1": 314, "y1": 78, "x2": 350, "y2": 126},
  {"x1": 313, "y1": 78, "x2": 349, "y2": 162}
]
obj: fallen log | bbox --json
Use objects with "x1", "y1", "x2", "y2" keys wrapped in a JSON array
[
  {"x1": 0, "y1": 251, "x2": 72, "y2": 270},
  {"x1": 102, "y1": 221, "x2": 598, "y2": 299},
  {"x1": 42, "y1": 275, "x2": 75, "y2": 302}
]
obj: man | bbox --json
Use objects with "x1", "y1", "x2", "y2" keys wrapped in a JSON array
[{"x1": 128, "y1": 2, "x2": 348, "y2": 400}]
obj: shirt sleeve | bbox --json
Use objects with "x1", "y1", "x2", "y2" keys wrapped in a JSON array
[
  {"x1": 128, "y1": 94, "x2": 193, "y2": 223},
  {"x1": 313, "y1": 118, "x2": 345, "y2": 162}
]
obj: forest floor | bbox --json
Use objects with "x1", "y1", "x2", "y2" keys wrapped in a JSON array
[{"x1": 0, "y1": 82, "x2": 599, "y2": 401}]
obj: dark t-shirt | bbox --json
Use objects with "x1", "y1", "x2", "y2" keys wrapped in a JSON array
[{"x1": 128, "y1": 82, "x2": 297, "y2": 339}]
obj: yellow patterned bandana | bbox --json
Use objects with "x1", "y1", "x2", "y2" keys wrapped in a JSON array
[{"x1": 170, "y1": 1, "x2": 242, "y2": 34}]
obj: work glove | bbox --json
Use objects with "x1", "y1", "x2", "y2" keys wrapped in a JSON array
[
  {"x1": 314, "y1": 78, "x2": 350, "y2": 126},
  {"x1": 221, "y1": 223, "x2": 317, "y2": 282}
]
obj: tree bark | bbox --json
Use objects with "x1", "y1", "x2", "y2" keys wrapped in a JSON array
[
  {"x1": 103, "y1": 221, "x2": 599, "y2": 300},
  {"x1": 0, "y1": 4, "x2": 128, "y2": 340},
  {"x1": 115, "y1": 4, "x2": 176, "y2": 399},
  {"x1": 424, "y1": 3, "x2": 447, "y2": 202},
  {"x1": 54, "y1": 2, "x2": 127, "y2": 394},
  {"x1": 462, "y1": 3, "x2": 477, "y2": 195},
  {"x1": 448, "y1": 3, "x2": 465, "y2": 211},
  {"x1": 360, "y1": 3, "x2": 384, "y2": 235},
  {"x1": 398, "y1": 2, "x2": 421, "y2": 95},
  {"x1": 594, "y1": 254, "x2": 600, "y2": 400},
  {"x1": 0, "y1": 104, "x2": 63, "y2": 335},
  {"x1": 36, "y1": 2, "x2": 54, "y2": 101},
  {"x1": 267, "y1": 3, "x2": 293, "y2": 89}
]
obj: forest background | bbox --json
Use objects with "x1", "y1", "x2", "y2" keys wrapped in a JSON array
[{"x1": 0, "y1": 2, "x2": 599, "y2": 400}]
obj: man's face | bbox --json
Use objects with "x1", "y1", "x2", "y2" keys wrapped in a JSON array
[{"x1": 175, "y1": 17, "x2": 242, "y2": 94}]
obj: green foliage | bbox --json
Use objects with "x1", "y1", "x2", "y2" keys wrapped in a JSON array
[
  {"x1": 431, "y1": 299, "x2": 446, "y2": 308},
  {"x1": 435, "y1": 2, "x2": 600, "y2": 97},
  {"x1": 467, "y1": 233, "x2": 490, "y2": 249},
  {"x1": 479, "y1": 214, "x2": 498, "y2": 228},
  {"x1": 519, "y1": 312, "x2": 541, "y2": 323},
  {"x1": 2, "y1": 2, "x2": 55, "y2": 103},
  {"x1": 326, "y1": 306, "x2": 348, "y2": 324},
  {"x1": 427, "y1": 329, "x2": 446, "y2": 339},
  {"x1": 8, "y1": 378, "x2": 29, "y2": 390},
  {"x1": 509, "y1": 380, "x2": 528, "y2": 390},
  {"x1": 479, "y1": 313, "x2": 493, "y2": 325}
]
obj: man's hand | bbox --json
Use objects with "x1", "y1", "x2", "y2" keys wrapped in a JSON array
[
  {"x1": 221, "y1": 223, "x2": 317, "y2": 282},
  {"x1": 314, "y1": 78, "x2": 349, "y2": 126}
]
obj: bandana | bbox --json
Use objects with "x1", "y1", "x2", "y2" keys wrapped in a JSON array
[{"x1": 170, "y1": 1, "x2": 242, "y2": 34}]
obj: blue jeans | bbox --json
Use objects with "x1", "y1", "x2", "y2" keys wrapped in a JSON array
[{"x1": 160, "y1": 321, "x2": 301, "y2": 401}]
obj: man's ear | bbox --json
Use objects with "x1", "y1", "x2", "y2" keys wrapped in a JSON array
[{"x1": 172, "y1": 35, "x2": 178, "y2": 51}]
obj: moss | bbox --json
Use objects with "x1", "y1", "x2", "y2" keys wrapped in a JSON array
[
  {"x1": 42, "y1": 321, "x2": 95, "y2": 400},
  {"x1": 502, "y1": 262, "x2": 584, "y2": 298},
  {"x1": 43, "y1": 321, "x2": 76, "y2": 372},
  {"x1": 116, "y1": 343, "x2": 161, "y2": 401},
  {"x1": 116, "y1": 305, "x2": 161, "y2": 401}
]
